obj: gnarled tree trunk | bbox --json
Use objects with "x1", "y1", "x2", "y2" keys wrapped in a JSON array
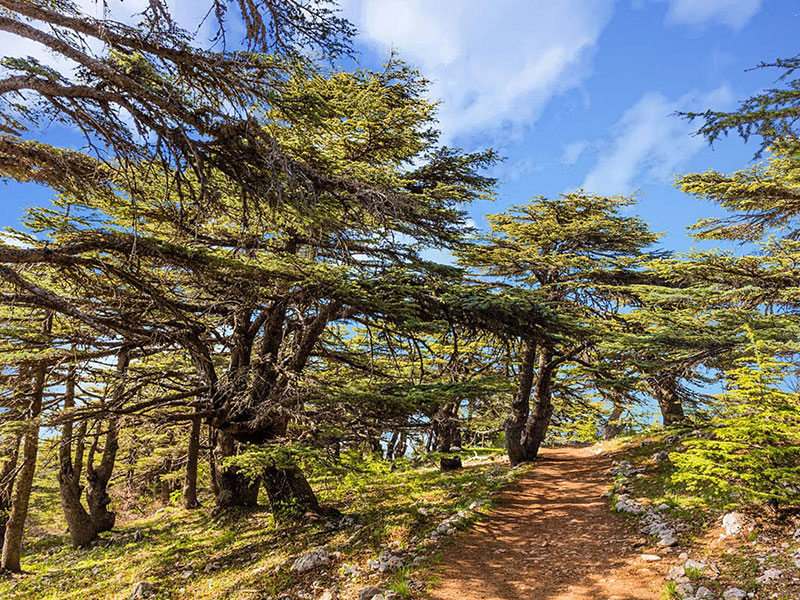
[
  {"x1": 433, "y1": 400, "x2": 462, "y2": 452},
  {"x1": 58, "y1": 364, "x2": 97, "y2": 547},
  {"x1": 649, "y1": 375, "x2": 685, "y2": 426},
  {"x1": 213, "y1": 432, "x2": 260, "y2": 510},
  {"x1": 602, "y1": 404, "x2": 625, "y2": 440},
  {"x1": 521, "y1": 347, "x2": 555, "y2": 460},
  {"x1": 505, "y1": 340, "x2": 537, "y2": 466}
]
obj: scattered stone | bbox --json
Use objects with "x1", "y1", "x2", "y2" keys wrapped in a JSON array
[
  {"x1": 722, "y1": 588, "x2": 747, "y2": 600},
  {"x1": 676, "y1": 583, "x2": 694, "y2": 598},
  {"x1": 129, "y1": 582, "x2": 155, "y2": 600},
  {"x1": 641, "y1": 554, "x2": 662, "y2": 561},
  {"x1": 358, "y1": 586, "x2": 383, "y2": 600},
  {"x1": 658, "y1": 535, "x2": 677, "y2": 547},
  {"x1": 722, "y1": 512, "x2": 745, "y2": 536},
  {"x1": 695, "y1": 587, "x2": 713, "y2": 598},
  {"x1": 654, "y1": 451, "x2": 670, "y2": 463},
  {"x1": 368, "y1": 551, "x2": 402, "y2": 573},
  {"x1": 756, "y1": 568, "x2": 782, "y2": 584},
  {"x1": 668, "y1": 565, "x2": 689, "y2": 584},
  {"x1": 318, "y1": 591, "x2": 337, "y2": 600},
  {"x1": 339, "y1": 516, "x2": 355, "y2": 527},
  {"x1": 291, "y1": 549, "x2": 331, "y2": 573}
]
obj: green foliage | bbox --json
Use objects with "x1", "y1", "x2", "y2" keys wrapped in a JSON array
[{"x1": 672, "y1": 330, "x2": 800, "y2": 506}]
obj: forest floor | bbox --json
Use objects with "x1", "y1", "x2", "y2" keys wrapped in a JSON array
[{"x1": 426, "y1": 446, "x2": 665, "y2": 600}]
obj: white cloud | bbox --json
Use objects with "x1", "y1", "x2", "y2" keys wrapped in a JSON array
[
  {"x1": 561, "y1": 140, "x2": 590, "y2": 166},
  {"x1": 342, "y1": 0, "x2": 615, "y2": 144},
  {"x1": 661, "y1": 0, "x2": 762, "y2": 30},
  {"x1": 580, "y1": 86, "x2": 732, "y2": 196}
]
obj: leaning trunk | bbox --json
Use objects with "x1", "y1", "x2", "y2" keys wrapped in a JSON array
[
  {"x1": 505, "y1": 341, "x2": 537, "y2": 466},
  {"x1": 433, "y1": 400, "x2": 462, "y2": 452},
  {"x1": 182, "y1": 415, "x2": 201, "y2": 509},
  {"x1": 520, "y1": 347, "x2": 555, "y2": 461},
  {"x1": 2, "y1": 357, "x2": 47, "y2": 572},
  {"x1": 602, "y1": 404, "x2": 625, "y2": 440}
]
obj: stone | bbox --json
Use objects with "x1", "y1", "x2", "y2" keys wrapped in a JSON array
[
  {"x1": 291, "y1": 549, "x2": 331, "y2": 573},
  {"x1": 684, "y1": 559, "x2": 709, "y2": 572},
  {"x1": 755, "y1": 568, "x2": 782, "y2": 584},
  {"x1": 319, "y1": 591, "x2": 337, "y2": 600},
  {"x1": 658, "y1": 535, "x2": 677, "y2": 547},
  {"x1": 368, "y1": 551, "x2": 403, "y2": 573},
  {"x1": 654, "y1": 451, "x2": 670, "y2": 463},
  {"x1": 723, "y1": 588, "x2": 747, "y2": 600},
  {"x1": 668, "y1": 565, "x2": 689, "y2": 584},
  {"x1": 722, "y1": 512, "x2": 745, "y2": 536},
  {"x1": 641, "y1": 554, "x2": 662, "y2": 561},
  {"x1": 676, "y1": 583, "x2": 694, "y2": 598},
  {"x1": 358, "y1": 586, "x2": 383, "y2": 600},
  {"x1": 203, "y1": 562, "x2": 220, "y2": 573},
  {"x1": 695, "y1": 587, "x2": 713, "y2": 598},
  {"x1": 129, "y1": 582, "x2": 155, "y2": 600}
]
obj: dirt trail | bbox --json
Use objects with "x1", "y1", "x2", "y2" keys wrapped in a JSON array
[{"x1": 427, "y1": 446, "x2": 665, "y2": 600}]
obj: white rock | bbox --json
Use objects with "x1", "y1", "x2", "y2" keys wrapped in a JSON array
[
  {"x1": 755, "y1": 568, "x2": 782, "y2": 584},
  {"x1": 676, "y1": 583, "x2": 694, "y2": 598},
  {"x1": 641, "y1": 554, "x2": 662, "y2": 561},
  {"x1": 722, "y1": 512, "x2": 745, "y2": 536},
  {"x1": 684, "y1": 559, "x2": 708, "y2": 572},
  {"x1": 695, "y1": 586, "x2": 713, "y2": 598},
  {"x1": 668, "y1": 565, "x2": 689, "y2": 584},
  {"x1": 358, "y1": 586, "x2": 383, "y2": 600},
  {"x1": 723, "y1": 588, "x2": 747, "y2": 600},
  {"x1": 368, "y1": 551, "x2": 403, "y2": 573},
  {"x1": 658, "y1": 535, "x2": 677, "y2": 547},
  {"x1": 319, "y1": 592, "x2": 337, "y2": 600},
  {"x1": 291, "y1": 549, "x2": 331, "y2": 573}
]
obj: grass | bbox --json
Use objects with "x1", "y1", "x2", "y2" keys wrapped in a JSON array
[{"x1": 0, "y1": 449, "x2": 520, "y2": 600}]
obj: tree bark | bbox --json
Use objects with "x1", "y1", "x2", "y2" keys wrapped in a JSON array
[
  {"x1": 212, "y1": 432, "x2": 260, "y2": 510},
  {"x1": 58, "y1": 363, "x2": 97, "y2": 547},
  {"x1": 85, "y1": 347, "x2": 129, "y2": 535},
  {"x1": 0, "y1": 436, "x2": 20, "y2": 555},
  {"x1": 2, "y1": 339, "x2": 48, "y2": 572},
  {"x1": 262, "y1": 463, "x2": 340, "y2": 522},
  {"x1": 602, "y1": 404, "x2": 625, "y2": 440},
  {"x1": 521, "y1": 347, "x2": 555, "y2": 460},
  {"x1": 433, "y1": 400, "x2": 462, "y2": 452},
  {"x1": 505, "y1": 340, "x2": 537, "y2": 466},
  {"x1": 182, "y1": 415, "x2": 201, "y2": 509},
  {"x1": 649, "y1": 375, "x2": 685, "y2": 426}
]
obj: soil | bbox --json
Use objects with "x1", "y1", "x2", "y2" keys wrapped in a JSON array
[{"x1": 426, "y1": 446, "x2": 667, "y2": 600}]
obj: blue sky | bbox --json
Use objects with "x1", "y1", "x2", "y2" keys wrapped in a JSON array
[
  {"x1": 1, "y1": 0, "x2": 796, "y2": 256},
  {"x1": 339, "y1": 0, "x2": 796, "y2": 253}
]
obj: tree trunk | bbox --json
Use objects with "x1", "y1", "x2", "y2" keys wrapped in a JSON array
[
  {"x1": 505, "y1": 340, "x2": 537, "y2": 466},
  {"x1": 2, "y1": 350, "x2": 48, "y2": 572},
  {"x1": 521, "y1": 347, "x2": 555, "y2": 460},
  {"x1": 182, "y1": 415, "x2": 201, "y2": 509},
  {"x1": 58, "y1": 364, "x2": 97, "y2": 547},
  {"x1": 0, "y1": 436, "x2": 20, "y2": 555},
  {"x1": 649, "y1": 375, "x2": 685, "y2": 426},
  {"x1": 262, "y1": 463, "x2": 340, "y2": 522},
  {"x1": 85, "y1": 347, "x2": 129, "y2": 535},
  {"x1": 213, "y1": 432, "x2": 260, "y2": 510},
  {"x1": 602, "y1": 404, "x2": 625, "y2": 440},
  {"x1": 433, "y1": 400, "x2": 462, "y2": 452}
]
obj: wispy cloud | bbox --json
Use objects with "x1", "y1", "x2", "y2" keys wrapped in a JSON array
[
  {"x1": 342, "y1": 0, "x2": 615, "y2": 144},
  {"x1": 660, "y1": 0, "x2": 762, "y2": 30},
  {"x1": 580, "y1": 86, "x2": 732, "y2": 196}
]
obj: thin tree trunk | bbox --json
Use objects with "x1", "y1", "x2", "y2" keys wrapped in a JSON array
[
  {"x1": 0, "y1": 436, "x2": 20, "y2": 555},
  {"x1": 602, "y1": 404, "x2": 625, "y2": 440},
  {"x1": 434, "y1": 400, "x2": 462, "y2": 452},
  {"x1": 506, "y1": 340, "x2": 536, "y2": 466},
  {"x1": 182, "y1": 415, "x2": 201, "y2": 509},
  {"x1": 2, "y1": 327, "x2": 49, "y2": 572}
]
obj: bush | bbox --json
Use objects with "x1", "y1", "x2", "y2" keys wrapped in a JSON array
[{"x1": 671, "y1": 331, "x2": 800, "y2": 506}]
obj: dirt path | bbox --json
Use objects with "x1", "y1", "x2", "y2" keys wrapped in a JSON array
[{"x1": 426, "y1": 446, "x2": 666, "y2": 600}]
